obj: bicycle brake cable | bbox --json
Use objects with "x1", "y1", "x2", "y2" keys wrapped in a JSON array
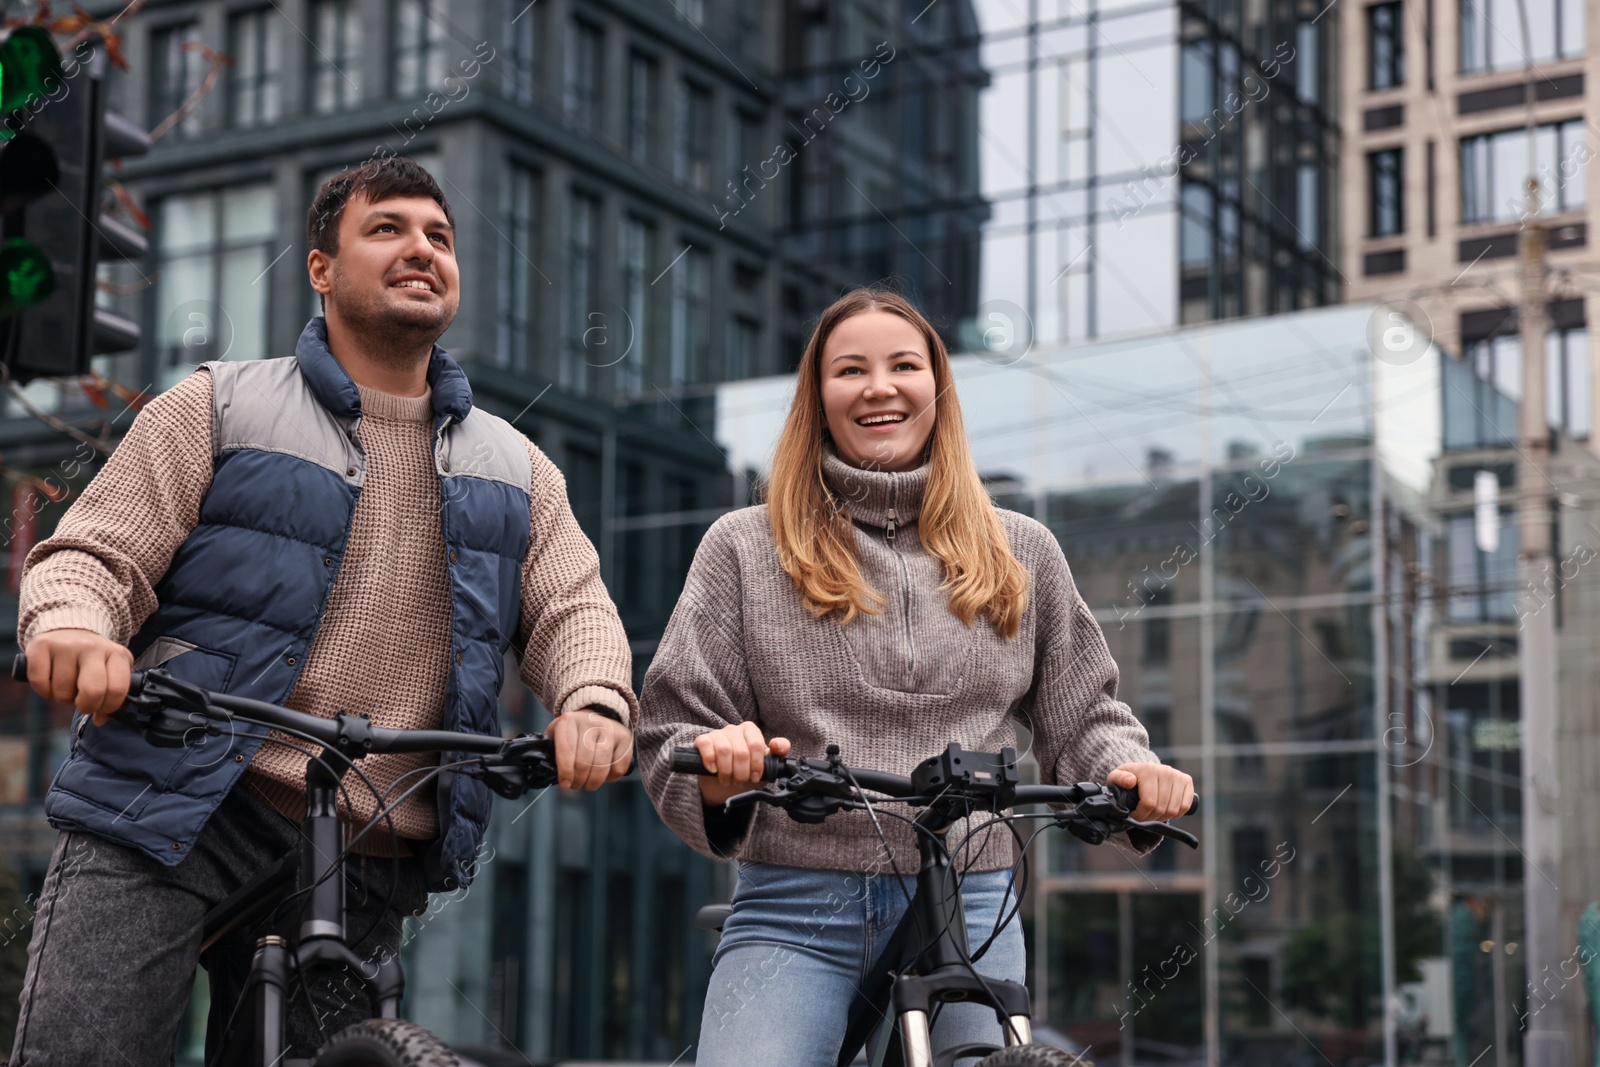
[
  {"x1": 246, "y1": 728, "x2": 405, "y2": 1041},
  {"x1": 839, "y1": 767, "x2": 1029, "y2": 1050}
]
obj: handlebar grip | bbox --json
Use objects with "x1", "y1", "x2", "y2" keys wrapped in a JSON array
[
  {"x1": 1108, "y1": 782, "x2": 1201, "y2": 817},
  {"x1": 670, "y1": 745, "x2": 787, "y2": 781},
  {"x1": 671, "y1": 746, "x2": 708, "y2": 774},
  {"x1": 12, "y1": 652, "x2": 147, "y2": 697}
]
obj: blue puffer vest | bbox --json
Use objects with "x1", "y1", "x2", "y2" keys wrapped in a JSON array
[{"x1": 43, "y1": 318, "x2": 532, "y2": 892}]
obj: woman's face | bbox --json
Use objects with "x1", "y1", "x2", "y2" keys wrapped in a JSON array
[{"x1": 819, "y1": 310, "x2": 938, "y2": 472}]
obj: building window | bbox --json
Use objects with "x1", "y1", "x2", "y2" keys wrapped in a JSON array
[
  {"x1": 1369, "y1": 148, "x2": 1404, "y2": 235},
  {"x1": 1180, "y1": 40, "x2": 1213, "y2": 124},
  {"x1": 1296, "y1": 22, "x2": 1321, "y2": 102},
  {"x1": 502, "y1": 0, "x2": 539, "y2": 106},
  {"x1": 562, "y1": 191, "x2": 600, "y2": 395},
  {"x1": 1368, "y1": 3, "x2": 1404, "y2": 89},
  {"x1": 392, "y1": 0, "x2": 446, "y2": 97},
  {"x1": 1142, "y1": 587, "x2": 1173, "y2": 665},
  {"x1": 310, "y1": 0, "x2": 362, "y2": 114},
  {"x1": 675, "y1": 82, "x2": 712, "y2": 191},
  {"x1": 564, "y1": 19, "x2": 602, "y2": 134},
  {"x1": 728, "y1": 110, "x2": 761, "y2": 197},
  {"x1": 669, "y1": 246, "x2": 710, "y2": 386},
  {"x1": 726, "y1": 315, "x2": 759, "y2": 381},
  {"x1": 620, "y1": 217, "x2": 654, "y2": 396},
  {"x1": 1445, "y1": 684, "x2": 1522, "y2": 831},
  {"x1": 1461, "y1": 120, "x2": 1588, "y2": 222},
  {"x1": 1462, "y1": 0, "x2": 1583, "y2": 72},
  {"x1": 1296, "y1": 164, "x2": 1319, "y2": 250},
  {"x1": 1180, "y1": 182, "x2": 1213, "y2": 268},
  {"x1": 1445, "y1": 334, "x2": 1521, "y2": 448},
  {"x1": 1446, "y1": 509, "x2": 1518, "y2": 621},
  {"x1": 150, "y1": 22, "x2": 204, "y2": 140},
  {"x1": 155, "y1": 185, "x2": 277, "y2": 388},
  {"x1": 627, "y1": 52, "x2": 657, "y2": 166},
  {"x1": 616, "y1": 460, "x2": 648, "y2": 613},
  {"x1": 1546, "y1": 326, "x2": 1591, "y2": 438},
  {"x1": 228, "y1": 10, "x2": 281, "y2": 128},
  {"x1": 497, "y1": 163, "x2": 538, "y2": 371}
]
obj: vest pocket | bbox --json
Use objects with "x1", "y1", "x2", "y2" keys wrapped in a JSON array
[
  {"x1": 65, "y1": 639, "x2": 241, "y2": 818},
  {"x1": 132, "y1": 636, "x2": 201, "y2": 671}
]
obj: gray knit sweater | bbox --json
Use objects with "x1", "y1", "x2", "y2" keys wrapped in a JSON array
[{"x1": 636, "y1": 449, "x2": 1159, "y2": 873}]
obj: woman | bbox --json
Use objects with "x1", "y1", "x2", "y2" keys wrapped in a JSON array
[{"x1": 637, "y1": 288, "x2": 1194, "y2": 1066}]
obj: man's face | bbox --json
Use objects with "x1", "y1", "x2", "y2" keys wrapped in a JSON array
[{"x1": 316, "y1": 193, "x2": 460, "y2": 340}]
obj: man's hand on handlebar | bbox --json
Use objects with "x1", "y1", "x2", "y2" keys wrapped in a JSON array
[
  {"x1": 1107, "y1": 762, "x2": 1195, "y2": 823},
  {"x1": 549, "y1": 708, "x2": 633, "y2": 791},
  {"x1": 693, "y1": 722, "x2": 791, "y2": 808},
  {"x1": 23, "y1": 630, "x2": 134, "y2": 727}
]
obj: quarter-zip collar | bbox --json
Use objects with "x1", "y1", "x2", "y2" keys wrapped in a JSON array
[{"x1": 820, "y1": 444, "x2": 930, "y2": 531}]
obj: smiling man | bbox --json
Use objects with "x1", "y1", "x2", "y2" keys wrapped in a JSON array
[{"x1": 7, "y1": 158, "x2": 637, "y2": 1064}]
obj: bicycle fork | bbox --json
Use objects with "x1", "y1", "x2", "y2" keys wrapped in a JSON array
[
  {"x1": 892, "y1": 985, "x2": 1034, "y2": 1067},
  {"x1": 884, "y1": 847, "x2": 1035, "y2": 1065}
]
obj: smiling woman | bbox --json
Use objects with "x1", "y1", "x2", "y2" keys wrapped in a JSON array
[
  {"x1": 635, "y1": 285, "x2": 1193, "y2": 1067},
  {"x1": 818, "y1": 309, "x2": 938, "y2": 473},
  {"x1": 770, "y1": 287, "x2": 1029, "y2": 635}
]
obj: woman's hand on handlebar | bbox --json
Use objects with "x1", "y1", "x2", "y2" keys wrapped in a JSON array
[
  {"x1": 23, "y1": 630, "x2": 134, "y2": 727},
  {"x1": 1107, "y1": 762, "x2": 1195, "y2": 823},
  {"x1": 695, "y1": 723, "x2": 790, "y2": 808}
]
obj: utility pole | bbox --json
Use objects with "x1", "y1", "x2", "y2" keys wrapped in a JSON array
[{"x1": 1517, "y1": 174, "x2": 1567, "y2": 1067}]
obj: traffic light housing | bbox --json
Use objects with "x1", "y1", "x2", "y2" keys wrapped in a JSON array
[{"x1": 0, "y1": 28, "x2": 149, "y2": 382}]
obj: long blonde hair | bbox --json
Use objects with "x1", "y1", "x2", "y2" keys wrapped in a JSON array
[{"x1": 766, "y1": 288, "x2": 1029, "y2": 638}]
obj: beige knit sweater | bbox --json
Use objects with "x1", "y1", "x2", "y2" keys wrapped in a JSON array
[
  {"x1": 19, "y1": 366, "x2": 636, "y2": 851},
  {"x1": 637, "y1": 449, "x2": 1159, "y2": 874}
]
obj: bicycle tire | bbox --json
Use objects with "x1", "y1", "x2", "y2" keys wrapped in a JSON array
[
  {"x1": 310, "y1": 1019, "x2": 459, "y2": 1067},
  {"x1": 975, "y1": 1044, "x2": 1096, "y2": 1067}
]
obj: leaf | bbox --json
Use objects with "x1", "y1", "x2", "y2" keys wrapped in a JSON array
[
  {"x1": 79, "y1": 374, "x2": 109, "y2": 410},
  {"x1": 104, "y1": 378, "x2": 151, "y2": 411}
]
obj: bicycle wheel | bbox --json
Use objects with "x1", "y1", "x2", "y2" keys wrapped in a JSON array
[
  {"x1": 310, "y1": 1019, "x2": 459, "y2": 1067},
  {"x1": 975, "y1": 1044, "x2": 1096, "y2": 1067}
]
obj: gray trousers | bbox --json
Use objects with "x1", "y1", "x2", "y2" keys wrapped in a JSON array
[{"x1": 8, "y1": 781, "x2": 430, "y2": 1066}]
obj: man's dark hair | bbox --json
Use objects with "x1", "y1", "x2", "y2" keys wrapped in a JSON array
[{"x1": 306, "y1": 156, "x2": 455, "y2": 258}]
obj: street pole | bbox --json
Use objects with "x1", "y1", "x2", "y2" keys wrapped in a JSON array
[{"x1": 1517, "y1": 174, "x2": 1567, "y2": 1067}]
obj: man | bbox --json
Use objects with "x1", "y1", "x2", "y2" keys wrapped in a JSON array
[{"x1": 8, "y1": 157, "x2": 636, "y2": 1063}]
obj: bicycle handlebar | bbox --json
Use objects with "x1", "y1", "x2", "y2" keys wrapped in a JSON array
[
  {"x1": 12, "y1": 653, "x2": 557, "y2": 795},
  {"x1": 669, "y1": 744, "x2": 1198, "y2": 814}
]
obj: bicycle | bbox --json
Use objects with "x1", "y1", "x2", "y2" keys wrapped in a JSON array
[
  {"x1": 671, "y1": 741, "x2": 1201, "y2": 1067},
  {"x1": 12, "y1": 653, "x2": 565, "y2": 1067}
]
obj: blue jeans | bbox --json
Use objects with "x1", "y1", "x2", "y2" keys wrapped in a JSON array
[{"x1": 696, "y1": 863, "x2": 1027, "y2": 1067}]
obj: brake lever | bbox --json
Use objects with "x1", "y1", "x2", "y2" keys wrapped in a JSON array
[
  {"x1": 469, "y1": 735, "x2": 560, "y2": 798},
  {"x1": 725, "y1": 784, "x2": 856, "y2": 825},
  {"x1": 1123, "y1": 817, "x2": 1201, "y2": 850},
  {"x1": 725, "y1": 786, "x2": 783, "y2": 811}
]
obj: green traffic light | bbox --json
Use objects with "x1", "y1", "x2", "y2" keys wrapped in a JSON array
[
  {"x1": 0, "y1": 238, "x2": 55, "y2": 318},
  {"x1": 1, "y1": 27, "x2": 66, "y2": 117}
]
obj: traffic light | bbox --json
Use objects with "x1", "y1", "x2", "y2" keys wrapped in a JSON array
[{"x1": 0, "y1": 27, "x2": 149, "y2": 382}]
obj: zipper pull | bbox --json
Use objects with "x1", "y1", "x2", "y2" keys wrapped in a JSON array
[{"x1": 885, "y1": 508, "x2": 897, "y2": 542}]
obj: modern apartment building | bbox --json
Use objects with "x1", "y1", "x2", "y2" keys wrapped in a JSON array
[
  {"x1": 1343, "y1": 2, "x2": 1600, "y2": 1063},
  {"x1": 1342, "y1": 0, "x2": 1593, "y2": 413}
]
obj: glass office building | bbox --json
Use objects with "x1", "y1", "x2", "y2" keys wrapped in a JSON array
[{"x1": 715, "y1": 303, "x2": 1437, "y2": 1066}]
